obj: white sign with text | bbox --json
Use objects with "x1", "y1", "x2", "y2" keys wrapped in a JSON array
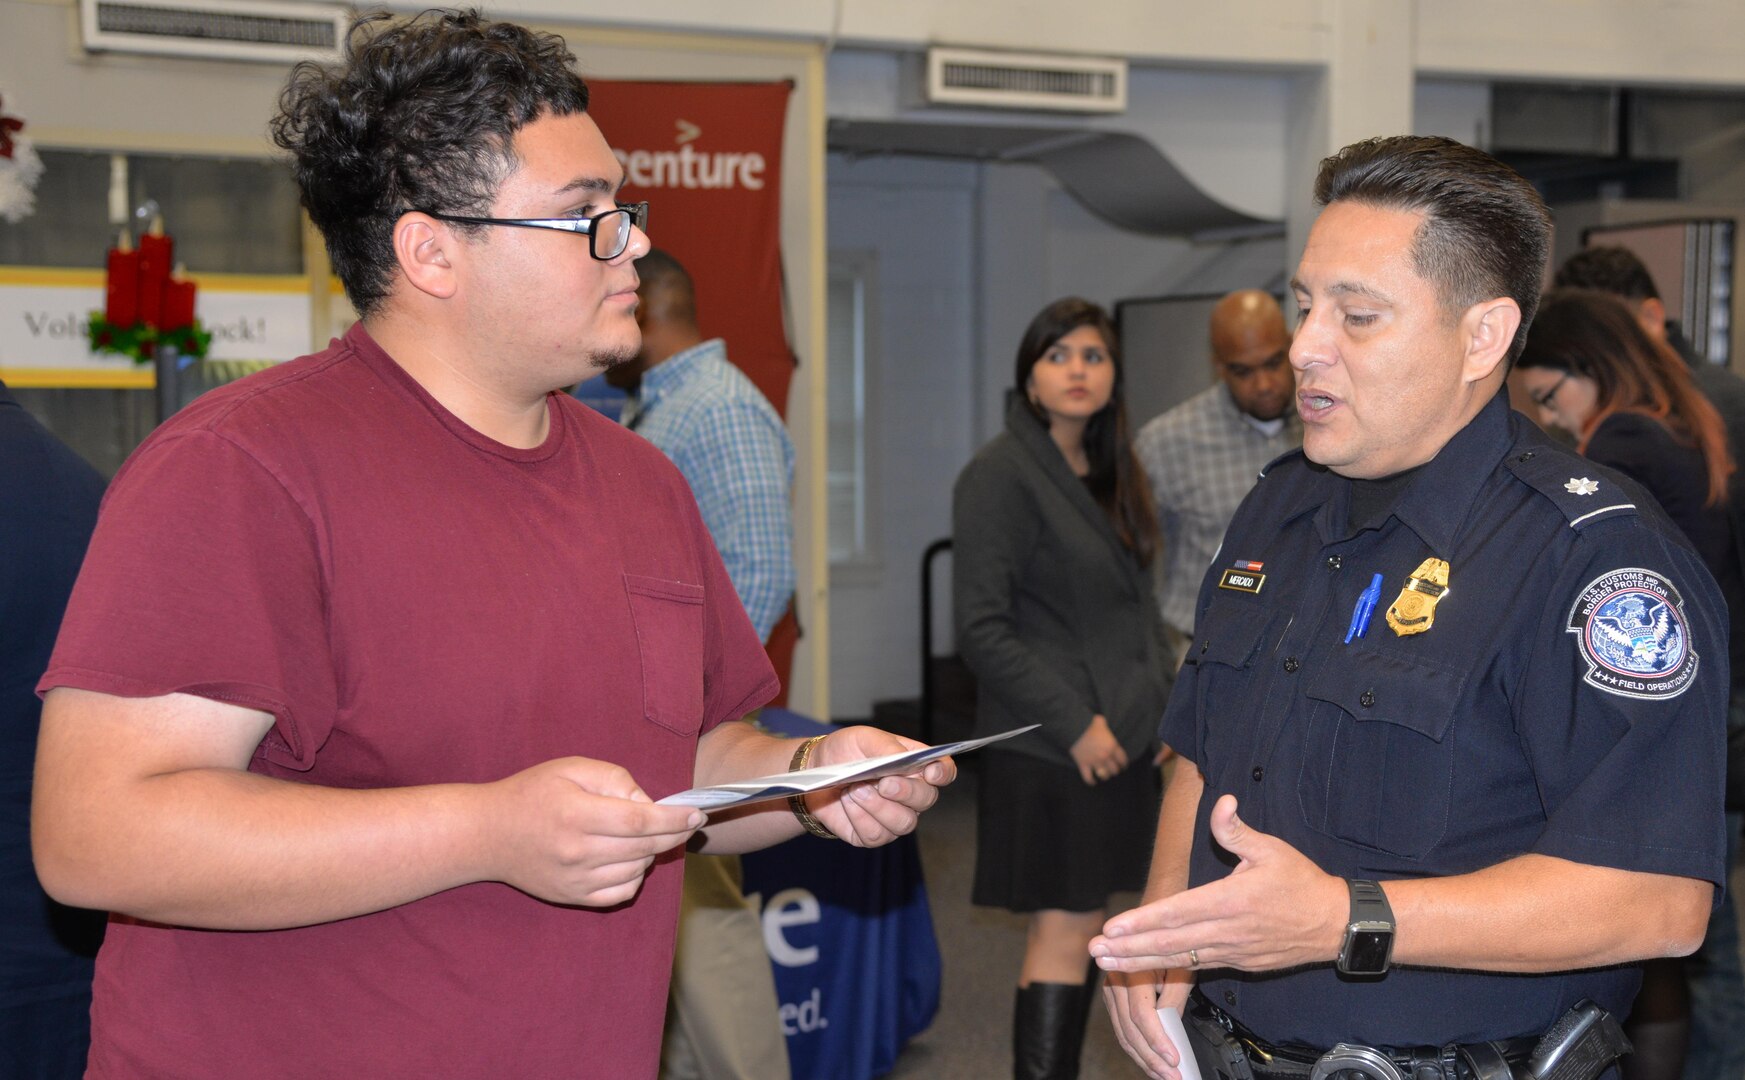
[{"x1": 0, "y1": 274, "x2": 312, "y2": 380}]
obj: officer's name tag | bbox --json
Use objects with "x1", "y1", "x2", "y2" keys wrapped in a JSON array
[{"x1": 1218, "y1": 568, "x2": 1265, "y2": 594}]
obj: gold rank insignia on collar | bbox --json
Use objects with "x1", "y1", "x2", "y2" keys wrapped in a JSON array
[{"x1": 1386, "y1": 557, "x2": 1450, "y2": 637}]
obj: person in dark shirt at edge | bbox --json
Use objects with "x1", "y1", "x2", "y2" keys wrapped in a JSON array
[
  {"x1": 1517, "y1": 286, "x2": 1745, "y2": 1080},
  {"x1": 1553, "y1": 246, "x2": 1745, "y2": 440},
  {"x1": 0, "y1": 381, "x2": 107, "y2": 1079}
]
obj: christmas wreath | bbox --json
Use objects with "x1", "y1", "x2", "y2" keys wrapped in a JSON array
[
  {"x1": 86, "y1": 312, "x2": 213, "y2": 365},
  {"x1": 0, "y1": 92, "x2": 44, "y2": 224}
]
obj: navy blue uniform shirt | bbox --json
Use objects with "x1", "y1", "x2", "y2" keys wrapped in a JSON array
[
  {"x1": 0, "y1": 381, "x2": 106, "y2": 1056},
  {"x1": 1161, "y1": 390, "x2": 1729, "y2": 1052}
]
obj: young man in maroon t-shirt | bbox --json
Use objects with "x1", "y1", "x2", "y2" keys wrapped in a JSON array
[{"x1": 29, "y1": 12, "x2": 953, "y2": 1078}]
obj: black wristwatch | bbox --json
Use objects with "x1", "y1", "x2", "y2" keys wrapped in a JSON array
[{"x1": 1335, "y1": 879, "x2": 1394, "y2": 977}]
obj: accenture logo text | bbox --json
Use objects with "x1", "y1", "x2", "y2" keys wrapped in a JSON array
[{"x1": 613, "y1": 119, "x2": 767, "y2": 191}]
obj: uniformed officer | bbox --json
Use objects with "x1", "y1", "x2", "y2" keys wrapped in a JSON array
[{"x1": 1093, "y1": 135, "x2": 1729, "y2": 1080}]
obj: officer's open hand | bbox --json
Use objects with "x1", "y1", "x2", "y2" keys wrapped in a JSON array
[{"x1": 1090, "y1": 794, "x2": 1347, "y2": 974}]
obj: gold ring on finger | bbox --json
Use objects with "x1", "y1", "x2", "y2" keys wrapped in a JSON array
[{"x1": 1188, "y1": 948, "x2": 1199, "y2": 968}]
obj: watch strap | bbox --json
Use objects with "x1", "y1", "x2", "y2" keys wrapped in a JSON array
[{"x1": 1348, "y1": 878, "x2": 1392, "y2": 920}]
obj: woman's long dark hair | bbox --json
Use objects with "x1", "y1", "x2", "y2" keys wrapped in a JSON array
[
  {"x1": 1519, "y1": 287, "x2": 1733, "y2": 505},
  {"x1": 1013, "y1": 298, "x2": 1159, "y2": 566}
]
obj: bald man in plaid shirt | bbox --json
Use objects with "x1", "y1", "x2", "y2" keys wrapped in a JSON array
[{"x1": 1136, "y1": 291, "x2": 1299, "y2": 652}]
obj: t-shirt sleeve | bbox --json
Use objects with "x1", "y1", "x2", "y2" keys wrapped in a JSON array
[
  {"x1": 39, "y1": 430, "x2": 337, "y2": 771},
  {"x1": 1514, "y1": 521, "x2": 1729, "y2": 890}
]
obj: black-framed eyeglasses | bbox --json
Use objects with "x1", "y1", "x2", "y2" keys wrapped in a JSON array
[
  {"x1": 1530, "y1": 371, "x2": 1571, "y2": 409},
  {"x1": 414, "y1": 202, "x2": 649, "y2": 260}
]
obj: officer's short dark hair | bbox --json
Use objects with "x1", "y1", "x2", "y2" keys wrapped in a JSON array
[
  {"x1": 1554, "y1": 246, "x2": 1661, "y2": 302},
  {"x1": 1315, "y1": 135, "x2": 1552, "y2": 365},
  {"x1": 271, "y1": 9, "x2": 590, "y2": 317}
]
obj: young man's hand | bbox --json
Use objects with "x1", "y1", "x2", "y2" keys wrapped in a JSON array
[
  {"x1": 800, "y1": 727, "x2": 957, "y2": 847},
  {"x1": 479, "y1": 757, "x2": 705, "y2": 907}
]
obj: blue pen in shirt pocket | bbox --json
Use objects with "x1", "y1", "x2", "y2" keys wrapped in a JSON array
[{"x1": 1344, "y1": 572, "x2": 1385, "y2": 644}]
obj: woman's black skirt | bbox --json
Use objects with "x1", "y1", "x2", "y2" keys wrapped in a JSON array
[{"x1": 972, "y1": 747, "x2": 1161, "y2": 914}]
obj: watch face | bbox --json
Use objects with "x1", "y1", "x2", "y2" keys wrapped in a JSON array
[{"x1": 1345, "y1": 927, "x2": 1392, "y2": 973}]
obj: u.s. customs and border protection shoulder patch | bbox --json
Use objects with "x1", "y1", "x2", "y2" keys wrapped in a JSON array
[{"x1": 1567, "y1": 567, "x2": 1699, "y2": 700}]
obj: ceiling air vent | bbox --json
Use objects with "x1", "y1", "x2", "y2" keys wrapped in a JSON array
[
  {"x1": 926, "y1": 47, "x2": 1126, "y2": 114},
  {"x1": 80, "y1": 0, "x2": 349, "y2": 64}
]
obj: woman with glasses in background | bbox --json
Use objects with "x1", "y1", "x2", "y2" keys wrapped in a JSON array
[
  {"x1": 1517, "y1": 286, "x2": 1744, "y2": 1080},
  {"x1": 952, "y1": 297, "x2": 1171, "y2": 1080},
  {"x1": 1517, "y1": 287, "x2": 1736, "y2": 610}
]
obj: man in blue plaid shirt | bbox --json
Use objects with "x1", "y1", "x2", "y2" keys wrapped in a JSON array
[
  {"x1": 609, "y1": 249, "x2": 795, "y2": 640},
  {"x1": 606, "y1": 248, "x2": 796, "y2": 1080}
]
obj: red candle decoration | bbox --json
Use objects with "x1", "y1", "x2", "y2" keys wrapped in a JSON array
[
  {"x1": 162, "y1": 275, "x2": 196, "y2": 332},
  {"x1": 90, "y1": 214, "x2": 212, "y2": 366},
  {"x1": 105, "y1": 237, "x2": 140, "y2": 327},
  {"x1": 137, "y1": 224, "x2": 173, "y2": 328}
]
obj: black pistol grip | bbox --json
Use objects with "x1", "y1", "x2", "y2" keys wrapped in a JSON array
[{"x1": 1528, "y1": 1000, "x2": 1631, "y2": 1080}]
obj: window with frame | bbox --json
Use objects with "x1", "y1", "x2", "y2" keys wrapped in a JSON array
[
  {"x1": 827, "y1": 251, "x2": 878, "y2": 567},
  {"x1": 0, "y1": 148, "x2": 305, "y2": 474}
]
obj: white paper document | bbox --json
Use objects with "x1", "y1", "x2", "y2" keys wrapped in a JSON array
[
  {"x1": 1156, "y1": 1007, "x2": 1204, "y2": 1080},
  {"x1": 657, "y1": 724, "x2": 1040, "y2": 812}
]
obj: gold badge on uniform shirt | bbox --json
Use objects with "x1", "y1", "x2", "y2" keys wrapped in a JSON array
[{"x1": 1386, "y1": 557, "x2": 1450, "y2": 637}]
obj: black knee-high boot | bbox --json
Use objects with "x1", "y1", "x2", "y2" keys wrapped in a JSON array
[{"x1": 1014, "y1": 982, "x2": 1091, "y2": 1080}]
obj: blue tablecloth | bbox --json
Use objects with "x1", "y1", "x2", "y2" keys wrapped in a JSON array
[{"x1": 740, "y1": 709, "x2": 943, "y2": 1080}]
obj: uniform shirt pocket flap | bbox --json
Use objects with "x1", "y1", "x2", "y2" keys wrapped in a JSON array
[
  {"x1": 1304, "y1": 649, "x2": 1465, "y2": 743},
  {"x1": 1192, "y1": 602, "x2": 1276, "y2": 671}
]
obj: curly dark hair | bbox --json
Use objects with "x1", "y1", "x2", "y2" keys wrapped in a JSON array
[
  {"x1": 271, "y1": 9, "x2": 590, "y2": 316},
  {"x1": 1011, "y1": 298, "x2": 1159, "y2": 567},
  {"x1": 1315, "y1": 136, "x2": 1551, "y2": 367}
]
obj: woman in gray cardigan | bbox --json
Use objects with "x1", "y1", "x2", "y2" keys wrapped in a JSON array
[{"x1": 953, "y1": 298, "x2": 1172, "y2": 1080}]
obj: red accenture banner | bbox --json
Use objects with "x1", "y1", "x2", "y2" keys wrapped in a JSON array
[{"x1": 588, "y1": 80, "x2": 794, "y2": 416}]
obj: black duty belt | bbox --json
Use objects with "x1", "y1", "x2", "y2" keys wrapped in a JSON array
[{"x1": 1186, "y1": 990, "x2": 1542, "y2": 1080}]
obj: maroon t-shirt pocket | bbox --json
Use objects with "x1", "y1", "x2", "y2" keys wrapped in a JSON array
[{"x1": 623, "y1": 573, "x2": 707, "y2": 736}]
